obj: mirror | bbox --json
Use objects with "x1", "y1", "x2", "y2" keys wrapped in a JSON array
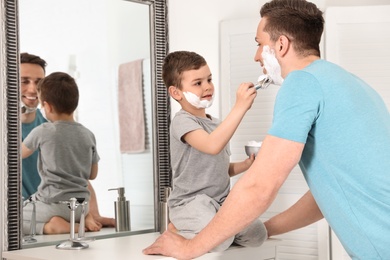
[
  {"x1": 0, "y1": 0, "x2": 170, "y2": 251},
  {"x1": 19, "y1": 0, "x2": 155, "y2": 245}
]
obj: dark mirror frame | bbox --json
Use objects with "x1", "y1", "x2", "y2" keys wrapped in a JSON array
[{"x1": 1, "y1": 0, "x2": 170, "y2": 251}]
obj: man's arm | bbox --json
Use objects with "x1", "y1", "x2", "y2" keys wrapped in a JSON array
[
  {"x1": 88, "y1": 182, "x2": 99, "y2": 216},
  {"x1": 89, "y1": 163, "x2": 98, "y2": 180},
  {"x1": 143, "y1": 135, "x2": 304, "y2": 259},
  {"x1": 265, "y1": 190, "x2": 323, "y2": 237},
  {"x1": 87, "y1": 181, "x2": 116, "y2": 227}
]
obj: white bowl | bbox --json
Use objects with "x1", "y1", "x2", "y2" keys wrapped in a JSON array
[{"x1": 245, "y1": 145, "x2": 260, "y2": 157}]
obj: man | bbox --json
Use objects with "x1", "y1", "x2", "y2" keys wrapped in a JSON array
[
  {"x1": 21, "y1": 53, "x2": 47, "y2": 200},
  {"x1": 143, "y1": 0, "x2": 390, "y2": 259},
  {"x1": 21, "y1": 53, "x2": 115, "y2": 233}
]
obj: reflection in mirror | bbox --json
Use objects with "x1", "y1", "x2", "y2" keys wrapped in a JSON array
[
  {"x1": 0, "y1": 0, "x2": 169, "y2": 250},
  {"x1": 19, "y1": 0, "x2": 152, "y2": 247}
]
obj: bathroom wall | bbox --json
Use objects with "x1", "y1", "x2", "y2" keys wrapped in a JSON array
[{"x1": 167, "y1": 0, "x2": 387, "y2": 117}]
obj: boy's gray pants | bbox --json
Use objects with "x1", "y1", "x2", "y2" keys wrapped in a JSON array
[{"x1": 169, "y1": 193, "x2": 268, "y2": 252}]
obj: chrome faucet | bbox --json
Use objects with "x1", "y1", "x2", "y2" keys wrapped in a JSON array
[{"x1": 22, "y1": 197, "x2": 37, "y2": 243}]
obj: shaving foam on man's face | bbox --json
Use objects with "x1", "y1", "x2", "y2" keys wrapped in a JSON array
[
  {"x1": 21, "y1": 87, "x2": 39, "y2": 114},
  {"x1": 261, "y1": 45, "x2": 284, "y2": 86},
  {"x1": 183, "y1": 91, "x2": 214, "y2": 109},
  {"x1": 21, "y1": 101, "x2": 37, "y2": 114}
]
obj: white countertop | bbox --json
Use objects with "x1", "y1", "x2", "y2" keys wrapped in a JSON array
[
  {"x1": 3, "y1": 232, "x2": 281, "y2": 260},
  {"x1": 21, "y1": 227, "x2": 146, "y2": 249}
]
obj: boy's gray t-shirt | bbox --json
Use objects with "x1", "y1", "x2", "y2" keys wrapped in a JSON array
[
  {"x1": 24, "y1": 121, "x2": 100, "y2": 203},
  {"x1": 168, "y1": 109, "x2": 231, "y2": 207}
]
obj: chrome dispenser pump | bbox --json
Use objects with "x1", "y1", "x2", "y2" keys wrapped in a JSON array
[{"x1": 108, "y1": 187, "x2": 131, "y2": 232}]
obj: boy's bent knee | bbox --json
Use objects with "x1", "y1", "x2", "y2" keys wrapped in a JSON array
[
  {"x1": 209, "y1": 237, "x2": 235, "y2": 252},
  {"x1": 234, "y1": 220, "x2": 268, "y2": 247}
]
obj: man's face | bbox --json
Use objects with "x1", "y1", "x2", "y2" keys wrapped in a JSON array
[
  {"x1": 254, "y1": 18, "x2": 273, "y2": 75},
  {"x1": 254, "y1": 18, "x2": 284, "y2": 86},
  {"x1": 20, "y1": 63, "x2": 45, "y2": 109}
]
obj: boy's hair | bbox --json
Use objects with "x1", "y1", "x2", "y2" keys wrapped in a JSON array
[
  {"x1": 37, "y1": 72, "x2": 79, "y2": 114},
  {"x1": 260, "y1": 0, "x2": 324, "y2": 57},
  {"x1": 20, "y1": 52, "x2": 47, "y2": 72},
  {"x1": 162, "y1": 51, "x2": 207, "y2": 90}
]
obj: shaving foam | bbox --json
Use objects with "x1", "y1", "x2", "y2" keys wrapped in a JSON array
[
  {"x1": 247, "y1": 140, "x2": 262, "y2": 147},
  {"x1": 21, "y1": 101, "x2": 37, "y2": 114},
  {"x1": 261, "y1": 45, "x2": 284, "y2": 86},
  {"x1": 183, "y1": 91, "x2": 214, "y2": 109}
]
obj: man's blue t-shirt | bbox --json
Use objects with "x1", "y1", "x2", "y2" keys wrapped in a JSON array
[
  {"x1": 22, "y1": 109, "x2": 46, "y2": 199},
  {"x1": 268, "y1": 59, "x2": 390, "y2": 259}
]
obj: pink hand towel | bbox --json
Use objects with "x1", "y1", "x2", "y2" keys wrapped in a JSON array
[{"x1": 118, "y1": 59, "x2": 145, "y2": 153}]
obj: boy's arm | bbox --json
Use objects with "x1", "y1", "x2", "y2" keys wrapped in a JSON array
[
  {"x1": 265, "y1": 190, "x2": 324, "y2": 237},
  {"x1": 184, "y1": 83, "x2": 256, "y2": 155},
  {"x1": 89, "y1": 163, "x2": 98, "y2": 180},
  {"x1": 21, "y1": 143, "x2": 34, "y2": 159},
  {"x1": 228, "y1": 154, "x2": 255, "y2": 177}
]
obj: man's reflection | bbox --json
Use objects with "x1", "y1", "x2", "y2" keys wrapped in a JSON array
[
  {"x1": 21, "y1": 52, "x2": 46, "y2": 200},
  {"x1": 20, "y1": 53, "x2": 115, "y2": 234}
]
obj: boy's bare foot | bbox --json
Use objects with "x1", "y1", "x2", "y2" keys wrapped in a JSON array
[
  {"x1": 85, "y1": 213, "x2": 102, "y2": 232},
  {"x1": 92, "y1": 214, "x2": 116, "y2": 227},
  {"x1": 168, "y1": 222, "x2": 177, "y2": 233},
  {"x1": 43, "y1": 216, "x2": 80, "y2": 234}
]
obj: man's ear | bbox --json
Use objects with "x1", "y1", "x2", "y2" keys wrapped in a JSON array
[
  {"x1": 168, "y1": 86, "x2": 182, "y2": 101},
  {"x1": 277, "y1": 35, "x2": 291, "y2": 57}
]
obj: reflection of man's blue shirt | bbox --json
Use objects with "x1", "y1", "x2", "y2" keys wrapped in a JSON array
[{"x1": 22, "y1": 109, "x2": 46, "y2": 199}]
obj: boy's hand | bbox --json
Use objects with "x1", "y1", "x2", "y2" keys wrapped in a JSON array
[
  {"x1": 234, "y1": 82, "x2": 257, "y2": 111},
  {"x1": 228, "y1": 153, "x2": 256, "y2": 177},
  {"x1": 244, "y1": 153, "x2": 255, "y2": 168}
]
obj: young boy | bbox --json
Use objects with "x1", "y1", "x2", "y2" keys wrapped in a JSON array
[
  {"x1": 22, "y1": 72, "x2": 101, "y2": 235},
  {"x1": 164, "y1": 51, "x2": 267, "y2": 252}
]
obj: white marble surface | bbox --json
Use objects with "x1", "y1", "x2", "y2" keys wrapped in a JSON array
[{"x1": 3, "y1": 232, "x2": 281, "y2": 260}]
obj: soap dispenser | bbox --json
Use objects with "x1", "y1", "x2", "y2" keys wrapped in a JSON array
[{"x1": 108, "y1": 187, "x2": 131, "y2": 232}]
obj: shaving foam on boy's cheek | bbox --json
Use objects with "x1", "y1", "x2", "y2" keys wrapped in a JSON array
[
  {"x1": 261, "y1": 45, "x2": 284, "y2": 86},
  {"x1": 183, "y1": 91, "x2": 214, "y2": 109}
]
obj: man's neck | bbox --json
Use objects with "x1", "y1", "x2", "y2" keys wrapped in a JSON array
[{"x1": 282, "y1": 55, "x2": 320, "y2": 78}]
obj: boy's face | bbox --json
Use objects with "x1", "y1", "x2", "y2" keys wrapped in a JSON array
[{"x1": 180, "y1": 64, "x2": 214, "y2": 105}]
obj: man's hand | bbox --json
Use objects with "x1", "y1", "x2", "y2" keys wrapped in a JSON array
[{"x1": 143, "y1": 230, "x2": 192, "y2": 260}]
